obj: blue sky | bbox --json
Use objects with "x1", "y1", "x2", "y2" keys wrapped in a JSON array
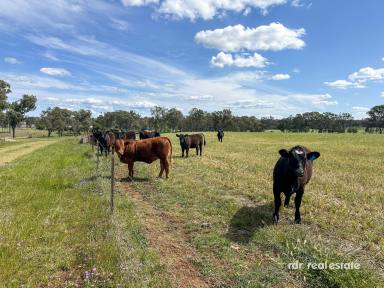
[{"x1": 0, "y1": 0, "x2": 383, "y2": 118}]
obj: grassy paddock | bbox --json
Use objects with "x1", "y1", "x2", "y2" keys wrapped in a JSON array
[
  {"x1": 0, "y1": 138, "x2": 168, "y2": 287},
  {"x1": 0, "y1": 128, "x2": 50, "y2": 139},
  {"x1": 130, "y1": 132, "x2": 384, "y2": 287},
  {"x1": 0, "y1": 133, "x2": 383, "y2": 287}
]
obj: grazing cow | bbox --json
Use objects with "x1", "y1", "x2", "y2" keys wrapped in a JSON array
[
  {"x1": 124, "y1": 131, "x2": 136, "y2": 140},
  {"x1": 139, "y1": 130, "x2": 160, "y2": 139},
  {"x1": 217, "y1": 130, "x2": 224, "y2": 142},
  {"x1": 105, "y1": 131, "x2": 117, "y2": 154},
  {"x1": 176, "y1": 133, "x2": 206, "y2": 157},
  {"x1": 272, "y1": 145, "x2": 320, "y2": 224},
  {"x1": 115, "y1": 137, "x2": 172, "y2": 179},
  {"x1": 92, "y1": 130, "x2": 108, "y2": 155}
]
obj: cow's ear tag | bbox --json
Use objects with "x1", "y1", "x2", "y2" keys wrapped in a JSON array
[{"x1": 307, "y1": 152, "x2": 320, "y2": 161}]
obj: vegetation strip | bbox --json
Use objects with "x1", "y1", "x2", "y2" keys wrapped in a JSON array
[{"x1": 116, "y1": 166, "x2": 210, "y2": 288}]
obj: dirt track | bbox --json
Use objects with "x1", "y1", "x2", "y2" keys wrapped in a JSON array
[{"x1": 116, "y1": 167, "x2": 210, "y2": 288}]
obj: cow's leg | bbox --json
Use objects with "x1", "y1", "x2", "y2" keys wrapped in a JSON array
[
  {"x1": 128, "y1": 160, "x2": 134, "y2": 180},
  {"x1": 294, "y1": 188, "x2": 304, "y2": 224},
  {"x1": 158, "y1": 160, "x2": 165, "y2": 178},
  {"x1": 186, "y1": 148, "x2": 189, "y2": 158},
  {"x1": 273, "y1": 184, "x2": 282, "y2": 224},
  {"x1": 196, "y1": 146, "x2": 199, "y2": 155},
  {"x1": 284, "y1": 192, "x2": 291, "y2": 208},
  {"x1": 200, "y1": 144, "x2": 202, "y2": 156},
  {"x1": 182, "y1": 148, "x2": 184, "y2": 158},
  {"x1": 164, "y1": 159, "x2": 170, "y2": 179}
]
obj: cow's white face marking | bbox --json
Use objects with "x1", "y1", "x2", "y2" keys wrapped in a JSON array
[{"x1": 295, "y1": 149, "x2": 304, "y2": 155}]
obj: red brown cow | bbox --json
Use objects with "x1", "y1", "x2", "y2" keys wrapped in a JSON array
[
  {"x1": 115, "y1": 137, "x2": 172, "y2": 179},
  {"x1": 124, "y1": 131, "x2": 136, "y2": 140},
  {"x1": 105, "y1": 131, "x2": 116, "y2": 154},
  {"x1": 139, "y1": 130, "x2": 160, "y2": 139}
]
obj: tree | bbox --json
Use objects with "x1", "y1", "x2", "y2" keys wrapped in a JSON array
[
  {"x1": 0, "y1": 111, "x2": 7, "y2": 131},
  {"x1": 212, "y1": 109, "x2": 233, "y2": 130},
  {"x1": 71, "y1": 109, "x2": 92, "y2": 135},
  {"x1": 97, "y1": 110, "x2": 143, "y2": 131},
  {"x1": 185, "y1": 108, "x2": 206, "y2": 131},
  {"x1": 164, "y1": 108, "x2": 184, "y2": 131},
  {"x1": 0, "y1": 80, "x2": 11, "y2": 111},
  {"x1": 150, "y1": 106, "x2": 167, "y2": 131},
  {"x1": 367, "y1": 105, "x2": 384, "y2": 132},
  {"x1": 39, "y1": 107, "x2": 72, "y2": 137},
  {"x1": 6, "y1": 94, "x2": 37, "y2": 138}
]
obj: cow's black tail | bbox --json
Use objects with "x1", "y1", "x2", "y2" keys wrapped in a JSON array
[{"x1": 203, "y1": 134, "x2": 206, "y2": 146}]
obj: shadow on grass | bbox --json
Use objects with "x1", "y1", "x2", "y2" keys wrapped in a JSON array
[
  {"x1": 172, "y1": 155, "x2": 202, "y2": 159},
  {"x1": 227, "y1": 203, "x2": 274, "y2": 244},
  {"x1": 118, "y1": 176, "x2": 150, "y2": 183}
]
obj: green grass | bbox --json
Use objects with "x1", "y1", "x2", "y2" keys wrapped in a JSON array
[
  {"x1": 0, "y1": 128, "x2": 50, "y2": 139},
  {"x1": 1, "y1": 133, "x2": 383, "y2": 287},
  {"x1": 0, "y1": 138, "x2": 168, "y2": 287},
  {"x1": 131, "y1": 132, "x2": 384, "y2": 287}
]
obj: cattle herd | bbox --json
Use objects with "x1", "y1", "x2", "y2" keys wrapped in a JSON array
[{"x1": 90, "y1": 129, "x2": 320, "y2": 224}]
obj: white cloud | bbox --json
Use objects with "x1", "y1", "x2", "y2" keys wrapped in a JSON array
[
  {"x1": 271, "y1": 73, "x2": 290, "y2": 80},
  {"x1": 1, "y1": 73, "x2": 75, "y2": 90},
  {"x1": 195, "y1": 23, "x2": 305, "y2": 52},
  {"x1": 229, "y1": 99, "x2": 275, "y2": 109},
  {"x1": 0, "y1": 0, "x2": 120, "y2": 35},
  {"x1": 187, "y1": 95, "x2": 214, "y2": 100},
  {"x1": 381, "y1": 92, "x2": 384, "y2": 98},
  {"x1": 324, "y1": 79, "x2": 364, "y2": 89},
  {"x1": 210, "y1": 52, "x2": 267, "y2": 68},
  {"x1": 291, "y1": 93, "x2": 338, "y2": 107},
  {"x1": 4, "y1": 57, "x2": 21, "y2": 64},
  {"x1": 326, "y1": 66, "x2": 384, "y2": 89},
  {"x1": 122, "y1": 0, "x2": 288, "y2": 20},
  {"x1": 352, "y1": 106, "x2": 369, "y2": 112},
  {"x1": 348, "y1": 67, "x2": 384, "y2": 83},
  {"x1": 122, "y1": 0, "x2": 159, "y2": 6},
  {"x1": 291, "y1": 0, "x2": 302, "y2": 7},
  {"x1": 109, "y1": 18, "x2": 130, "y2": 31},
  {"x1": 40, "y1": 67, "x2": 71, "y2": 76},
  {"x1": 27, "y1": 34, "x2": 186, "y2": 79},
  {"x1": 44, "y1": 52, "x2": 59, "y2": 61}
]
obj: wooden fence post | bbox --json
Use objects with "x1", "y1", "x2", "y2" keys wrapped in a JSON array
[{"x1": 110, "y1": 147, "x2": 115, "y2": 212}]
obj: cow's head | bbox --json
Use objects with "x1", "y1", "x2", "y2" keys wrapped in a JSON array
[
  {"x1": 115, "y1": 139, "x2": 125, "y2": 156},
  {"x1": 176, "y1": 134, "x2": 188, "y2": 146},
  {"x1": 279, "y1": 146, "x2": 320, "y2": 177}
]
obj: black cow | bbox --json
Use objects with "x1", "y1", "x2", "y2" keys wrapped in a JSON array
[
  {"x1": 217, "y1": 130, "x2": 224, "y2": 142},
  {"x1": 92, "y1": 130, "x2": 108, "y2": 155},
  {"x1": 273, "y1": 145, "x2": 320, "y2": 224},
  {"x1": 139, "y1": 130, "x2": 160, "y2": 139},
  {"x1": 176, "y1": 133, "x2": 206, "y2": 157}
]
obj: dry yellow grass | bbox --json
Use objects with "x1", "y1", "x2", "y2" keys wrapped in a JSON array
[{"x1": 0, "y1": 140, "x2": 57, "y2": 165}]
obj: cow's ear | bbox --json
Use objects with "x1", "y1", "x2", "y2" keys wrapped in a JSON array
[
  {"x1": 307, "y1": 151, "x2": 320, "y2": 161},
  {"x1": 279, "y1": 149, "x2": 289, "y2": 158},
  {"x1": 176, "y1": 134, "x2": 180, "y2": 137}
]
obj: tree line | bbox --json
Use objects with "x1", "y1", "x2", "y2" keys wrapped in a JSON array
[
  {"x1": 2, "y1": 79, "x2": 384, "y2": 137},
  {"x1": 22, "y1": 105, "x2": 384, "y2": 136}
]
